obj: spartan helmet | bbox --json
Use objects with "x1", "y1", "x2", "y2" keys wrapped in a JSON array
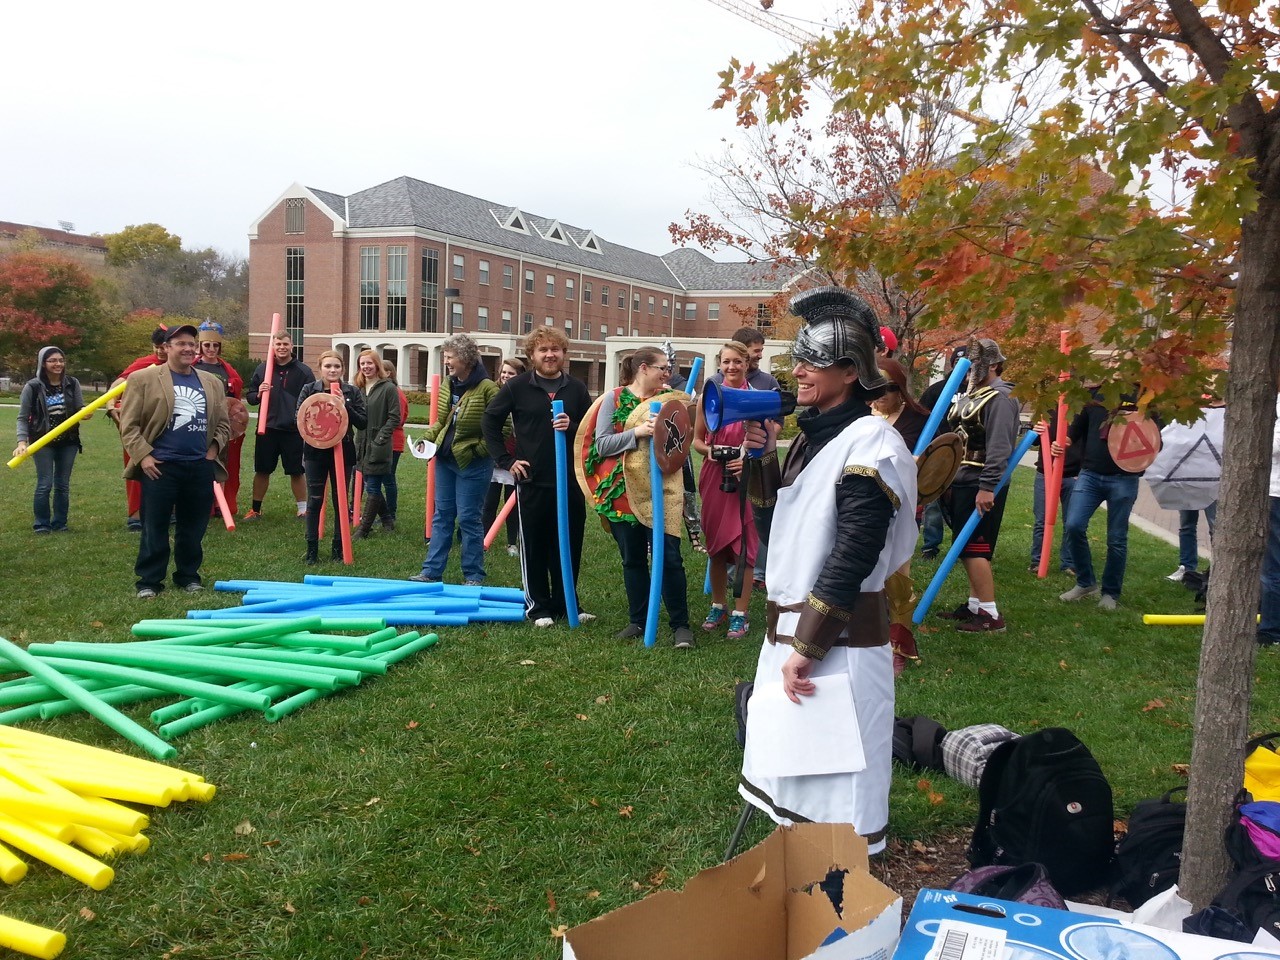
[
  {"x1": 968, "y1": 338, "x2": 1007, "y2": 389},
  {"x1": 788, "y1": 287, "x2": 888, "y2": 390}
]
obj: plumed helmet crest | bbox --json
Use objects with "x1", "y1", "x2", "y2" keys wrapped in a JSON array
[{"x1": 788, "y1": 287, "x2": 887, "y2": 390}]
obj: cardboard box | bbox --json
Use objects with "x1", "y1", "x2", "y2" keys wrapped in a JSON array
[
  {"x1": 895, "y1": 889, "x2": 1280, "y2": 960},
  {"x1": 564, "y1": 823, "x2": 902, "y2": 960}
]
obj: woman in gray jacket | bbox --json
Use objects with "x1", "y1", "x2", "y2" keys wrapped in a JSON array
[{"x1": 12, "y1": 346, "x2": 85, "y2": 533}]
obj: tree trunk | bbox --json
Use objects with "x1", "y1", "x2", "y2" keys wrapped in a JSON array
[{"x1": 1181, "y1": 188, "x2": 1280, "y2": 907}]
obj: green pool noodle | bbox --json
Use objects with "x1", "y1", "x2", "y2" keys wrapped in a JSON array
[
  {"x1": 128, "y1": 616, "x2": 322, "y2": 644},
  {"x1": 134, "y1": 625, "x2": 378, "y2": 652},
  {"x1": 39, "y1": 684, "x2": 167, "y2": 720},
  {"x1": 0, "y1": 703, "x2": 51, "y2": 724},
  {"x1": 0, "y1": 674, "x2": 120, "y2": 706},
  {"x1": 9, "y1": 656, "x2": 271, "y2": 712},
  {"x1": 154, "y1": 617, "x2": 388, "y2": 631},
  {"x1": 149, "y1": 698, "x2": 201, "y2": 725},
  {"x1": 28, "y1": 644, "x2": 362, "y2": 691},
  {"x1": 0, "y1": 636, "x2": 177, "y2": 761},
  {"x1": 180, "y1": 645, "x2": 388, "y2": 675}
]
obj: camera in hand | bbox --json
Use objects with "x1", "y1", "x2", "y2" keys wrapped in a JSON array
[{"x1": 710, "y1": 445, "x2": 741, "y2": 493}]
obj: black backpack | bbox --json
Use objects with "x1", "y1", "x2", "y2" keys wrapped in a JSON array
[
  {"x1": 1110, "y1": 786, "x2": 1187, "y2": 907},
  {"x1": 968, "y1": 727, "x2": 1115, "y2": 896},
  {"x1": 1210, "y1": 860, "x2": 1280, "y2": 942},
  {"x1": 893, "y1": 715, "x2": 947, "y2": 772}
]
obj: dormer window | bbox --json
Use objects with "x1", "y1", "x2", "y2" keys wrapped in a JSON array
[
  {"x1": 540, "y1": 220, "x2": 569, "y2": 245},
  {"x1": 577, "y1": 231, "x2": 602, "y2": 253},
  {"x1": 497, "y1": 208, "x2": 530, "y2": 234}
]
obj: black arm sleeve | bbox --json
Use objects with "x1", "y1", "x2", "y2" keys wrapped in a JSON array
[
  {"x1": 808, "y1": 472, "x2": 896, "y2": 613},
  {"x1": 483, "y1": 385, "x2": 515, "y2": 469}
]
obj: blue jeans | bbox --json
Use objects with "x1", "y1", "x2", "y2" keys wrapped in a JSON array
[
  {"x1": 1063, "y1": 470, "x2": 1139, "y2": 599},
  {"x1": 921, "y1": 499, "x2": 944, "y2": 552},
  {"x1": 421, "y1": 456, "x2": 490, "y2": 582},
  {"x1": 32, "y1": 443, "x2": 77, "y2": 531},
  {"x1": 1261, "y1": 497, "x2": 1280, "y2": 642},
  {"x1": 1178, "y1": 502, "x2": 1217, "y2": 571},
  {"x1": 1031, "y1": 471, "x2": 1077, "y2": 569},
  {"x1": 363, "y1": 472, "x2": 389, "y2": 502}
]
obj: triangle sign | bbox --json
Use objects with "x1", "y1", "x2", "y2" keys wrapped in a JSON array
[
  {"x1": 1162, "y1": 433, "x2": 1223, "y2": 484},
  {"x1": 1114, "y1": 421, "x2": 1158, "y2": 464}
]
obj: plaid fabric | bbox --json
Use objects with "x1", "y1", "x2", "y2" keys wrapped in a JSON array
[{"x1": 942, "y1": 724, "x2": 1020, "y2": 787}]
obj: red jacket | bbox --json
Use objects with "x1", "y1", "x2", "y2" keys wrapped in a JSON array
[{"x1": 392, "y1": 388, "x2": 409, "y2": 453}]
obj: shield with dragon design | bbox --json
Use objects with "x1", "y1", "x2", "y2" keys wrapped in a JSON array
[{"x1": 296, "y1": 393, "x2": 349, "y2": 449}]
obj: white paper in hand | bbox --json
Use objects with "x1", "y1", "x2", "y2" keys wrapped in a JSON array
[
  {"x1": 743, "y1": 674, "x2": 865, "y2": 778},
  {"x1": 406, "y1": 433, "x2": 437, "y2": 461}
]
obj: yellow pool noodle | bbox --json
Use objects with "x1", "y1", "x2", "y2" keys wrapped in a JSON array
[
  {"x1": 0, "y1": 737, "x2": 207, "y2": 788},
  {"x1": 22, "y1": 819, "x2": 75, "y2": 845},
  {"x1": 105, "y1": 830, "x2": 149, "y2": 855},
  {"x1": 0, "y1": 913, "x2": 66, "y2": 959},
  {"x1": 7, "y1": 377, "x2": 125, "y2": 470},
  {"x1": 70, "y1": 826, "x2": 125, "y2": 859},
  {"x1": 0, "y1": 813, "x2": 113, "y2": 890},
  {"x1": 1142, "y1": 614, "x2": 1260, "y2": 625},
  {"x1": 0, "y1": 783, "x2": 145, "y2": 836},
  {"x1": 0, "y1": 841, "x2": 27, "y2": 884}
]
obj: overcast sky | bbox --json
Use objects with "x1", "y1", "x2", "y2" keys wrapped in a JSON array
[{"x1": 4, "y1": 0, "x2": 840, "y2": 261}]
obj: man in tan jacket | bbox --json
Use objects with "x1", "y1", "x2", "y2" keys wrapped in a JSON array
[{"x1": 119, "y1": 324, "x2": 230, "y2": 598}]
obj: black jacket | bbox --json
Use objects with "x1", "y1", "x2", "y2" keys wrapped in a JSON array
[
  {"x1": 482, "y1": 371, "x2": 591, "y2": 487},
  {"x1": 247, "y1": 358, "x2": 314, "y2": 432}
]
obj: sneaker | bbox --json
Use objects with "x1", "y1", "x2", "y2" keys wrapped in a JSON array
[
  {"x1": 577, "y1": 612, "x2": 597, "y2": 624},
  {"x1": 673, "y1": 627, "x2": 695, "y2": 649},
  {"x1": 1060, "y1": 584, "x2": 1101, "y2": 602},
  {"x1": 242, "y1": 510, "x2": 263, "y2": 522},
  {"x1": 937, "y1": 602, "x2": 976, "y2": 622},
  {"x1": 462, "y1": 580, "x2": 485, "y2": 587},
  {"x1": 506, "y1": 544, "x2": 519, "y2": 557},
  {"x1": 408, "y1": 573, "x2": 439, "y2": 583},
  {"x1": 921, "y1": 547, "x2": 939, "y2": 560},
  {"x1": 727, "y1": 612, "x2": 750, "y2": 639},
  {"x1": 136, "y1": 587, "x2": 158, "y2": 599},
  {"x1": 752, "y1": 577, "x2": 767, "y2": 592},
  {"x1": 1098, "y1": 595, "x2": 1118, "y2": 611},
  {"x1": 534, "y1": 616, "x2": 555, "y2": 628},
  {"x1": 33, "y1": 527, "x2": 52, "y2": 535},
  {"x1": 183, "y1": 582, "x2": 204, "y2": 594},
  {"x1": 702, "y1": 606, "x2": 727, "y2": 631},
  {"x1": 615, "y1": 624, "x2": 644, "y2": 640},
  {"x1": 297, "y1": 507, "x2": 308, "y2": 519},
  {"x1": 1166, "y1": 565, "x2": 1189, "y2": 582},
  {"x1": 956, "y1": 610, "x2": 1006, "y2": 633}
]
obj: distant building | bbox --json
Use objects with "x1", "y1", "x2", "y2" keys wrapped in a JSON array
[
  {"x1": 0, "y1": 221, "x2": 107, "y2": 268},
  {"x1": 247, "y1": 177, "x2": 804, "y2": 391}
]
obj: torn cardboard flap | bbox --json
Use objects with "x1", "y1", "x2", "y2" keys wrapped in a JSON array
[{"x1": 564, "y1": 823, "x2": 902, "y2": 960}]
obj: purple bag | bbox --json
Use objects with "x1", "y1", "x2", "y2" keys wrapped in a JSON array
[{"x1": 949, "y1": 862, "x2": 1068, "y2": 911}]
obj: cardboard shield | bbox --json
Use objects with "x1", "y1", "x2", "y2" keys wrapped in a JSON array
[
  {"x1": 1107, "y1": 412, "x2": 1162, "y2": 473},
  {"x1": 915, "y1": 432, "x2": 963, "y2": 507},
  {"x1": 296, "y1": 393, "x2": 348, "y2": 449},
  {"x1": 226, "y1": 397, "x2": 249, "y2": 440},
  {"x1": 652, "y1": 398, "x2": 693, "y2": 476}
]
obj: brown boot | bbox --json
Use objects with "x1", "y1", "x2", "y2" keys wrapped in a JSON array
[
  {"x1": 378, "y1": 501, "x2": 395, "y2": 532},
  {"x1": 352, "y1": 494, "x2": 384, "y2": 540}
]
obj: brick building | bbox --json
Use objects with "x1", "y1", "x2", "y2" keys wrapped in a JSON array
[
  {"x1": 0, "y1": 221, "x2": 107, "y2": 268},
  {"x1": 248, "y1": 177, "x2": 802, "y2": 391}
]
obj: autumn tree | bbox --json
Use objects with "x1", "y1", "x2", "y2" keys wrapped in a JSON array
[
  {"x1": 102, "y1": 223, "x2": 182, "y2": 267},
  {"x1": 0, "y1": 252, "x2": 106, "y2": 374},
  {"x1": 717, "y1": 0, "x2": 1272, "y2": 905}
]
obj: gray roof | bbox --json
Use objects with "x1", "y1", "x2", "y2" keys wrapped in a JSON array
[
  {"x1": 659, "y1": 248, "x2": 794, "y2": 292},
  {"x1": 307, "y1": 176, "x2": 789, "y2": 293}
]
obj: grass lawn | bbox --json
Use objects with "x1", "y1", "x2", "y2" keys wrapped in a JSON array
[{"x1": 0, "y1": 405, "x2": 1276, "y2": 959}]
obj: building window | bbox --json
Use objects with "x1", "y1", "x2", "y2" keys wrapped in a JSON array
[
  {"x1": 633, "y1": 293, "x2": 641, "y2": 312},
  {"x1": 451, "y1": 302, "x2": 463, "y2": 329},
  {"x1": 421, "y1": 250, "x2": 440, "y2": 332},
  {"x1": 566, "y1": 278, "x2": 575, "y2": 300},
  {"x1": 684, "y1": 303, "x2": 696, "y2": 321},
  {"x1": 546, "y1": 274, "x2": 555, "y2": 296},
  {"x1": 285, "y1": 198, "x2": 305, "y2": 234},
  {"x1": 675, "y1": 301, "x2": 682, "y2": 316},
  {"x1": 478, "y1": 306, "x2": 489, "y2": 331},
  {"x1": 386, "y1": 246, "x2": 407, "y2": 331},
  {"x1": 452, "y1": 254, "x2": 464, "y2": 281},
  {"x1": 525, "y1": 269, "x2": 534, "y2": 292},
  {"x1": 662, "y1": 298, "x2": 670, "y2": 317},
  {"x1": 545, "y1": 317, "x2": 554, "y2": 327},
  {"x1": 285, "y1": 246, "x2": 304, "y2": 353},
  {"x1": 503, "y1": 265, "x2": 513, "y2": 289},
  {"x1": 708, "y1": 302, "x2": 720, "y2": 320},
  {"x1": 583, "y1": 282, "x2": 592, "y2": 303},
  {"x1": 359, "y1": 247, "x2": 380, "y2": 330},
  {"x1": 648, "y1": 296, "x2": 655, "y2": 314},
  {"x1": 756, "y1": 303, "x2": 768, "y2": 320},
  {"x1": 616, "y1": 326, "x2": 624, "y2": 337},
  {"x1": 501, "y1": 309, "x2": 512, "y2": 333},
  {"x1": 523, "y1": 312, "x2": 533, "y2": 334},
  {"x1": 565, "y1": 319, "x2": 574, "y2": 338},
  {"x1": 618, "y1": 290, "x2": 626, "y2": 308},
  {"x1": 601, "y1": 284, "x2": 609, "y2": 306},
  {"x1": 583, "y1": 322, "x2": 591, "y2": 340},
  {"x1": 479, "y1": 259, "x2": 490, "y2": 285}
]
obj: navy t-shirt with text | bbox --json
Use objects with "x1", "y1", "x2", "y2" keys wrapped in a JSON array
[{"x1": 150, "y1": 371, "x2": 208, "y2": 462}]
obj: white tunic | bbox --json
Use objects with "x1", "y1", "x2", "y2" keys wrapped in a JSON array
[{"x1": 739, "y1": 414, "x2": 918, "y2": 854}]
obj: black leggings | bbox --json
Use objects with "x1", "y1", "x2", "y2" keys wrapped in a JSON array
[{"x1": 303, "y1": 445, "x2": 355, "y2": 543}]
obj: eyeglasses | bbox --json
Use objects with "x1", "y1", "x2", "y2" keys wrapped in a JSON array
[{"x1": 646, "y1": 363, "x2": 672, "y2": 372}]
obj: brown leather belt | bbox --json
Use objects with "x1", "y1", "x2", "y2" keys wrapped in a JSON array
[{"x1": 766, "y1": 593, "x2": 890, "y2": 649}]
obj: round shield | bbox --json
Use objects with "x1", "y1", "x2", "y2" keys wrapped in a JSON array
[
  {"x1": 1107, "y1": 412, "x2": 1162, "y2": 473},
  {"x1": 915, "y1": 432, "x2": 963, "y2": 507},
  {"x1": 296, "y1": 392, "x2": 349, "y2": 449},
  {"x1": 226, "y1": 397, "x2": 249, "y2": 440},
  {"x1": 652, "y1": 398, "x2": 693, "y2": 476}
]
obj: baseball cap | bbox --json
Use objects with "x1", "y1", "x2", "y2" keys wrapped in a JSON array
[
  {"x1": 163, "y1": 324, "x2": 200, "y2": 343},
  {"x1": 879, "y1": 326, "x2": 898, "y2": 353}
]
